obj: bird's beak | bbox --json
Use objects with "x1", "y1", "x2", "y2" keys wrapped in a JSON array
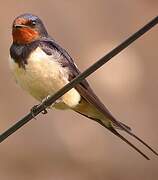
[{"x1": 14, "y1": 24, "x2": 28, "y2": 29}]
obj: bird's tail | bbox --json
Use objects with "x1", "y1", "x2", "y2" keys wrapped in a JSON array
[
  {"x1": 95, "y1": 119, "x2": 154, "y2": 160},
  {"x1": 74, "y1": 109, "x2": 157, "y2": 160}
]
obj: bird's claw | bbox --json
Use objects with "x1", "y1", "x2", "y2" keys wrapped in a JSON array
[
  {"x1": 30, "y1": 103, "x2": 48, "y2": 120},
  {"x1": 30, "y1": 105, "x2": 38, "y2": 119},
  {"x1": 41, "y1": 108, "x2": 48, "y2": 114},
  {"x1": 30, "y1": 95, "x2": 56, "y2": 118}
]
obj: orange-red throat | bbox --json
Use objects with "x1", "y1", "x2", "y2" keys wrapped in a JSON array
[{"x1": 12, "y1": 18, "x2": 39, "y2": 44}]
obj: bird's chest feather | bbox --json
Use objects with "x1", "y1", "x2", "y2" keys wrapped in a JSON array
[{"x1": 9, "y1": 47, "x2": 81, "y2": 108}]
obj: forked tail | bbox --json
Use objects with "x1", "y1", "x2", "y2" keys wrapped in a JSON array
[{"x1": 96, "y1": 119, "x2": 157, "y2": 160}]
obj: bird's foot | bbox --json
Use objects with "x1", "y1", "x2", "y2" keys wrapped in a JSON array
[
  {"x1": 41, "y1": 108, "x2": 48, "y2": 114},
  {"x1": 30, "y1": 105, "x2": 39, "y2": 119},
  {"x1": 30, "y1": 101, "x2": 48, "y2": 119},
  {"x1": 30, "y1": 94, "x2": 60, "y2": 118}
]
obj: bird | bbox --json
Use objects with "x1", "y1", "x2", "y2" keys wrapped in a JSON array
[{"x1": 9, "y1": 13, "x2": 157, "y2": 160}]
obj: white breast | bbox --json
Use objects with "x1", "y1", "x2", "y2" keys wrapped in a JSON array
[{"x1": 9, "y1": 47, "x2": 81, "y2": 109}]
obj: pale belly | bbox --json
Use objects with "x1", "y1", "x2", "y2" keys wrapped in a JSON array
[{"x1": 9, "y1": 47, "x2": 81, "y2": 109}]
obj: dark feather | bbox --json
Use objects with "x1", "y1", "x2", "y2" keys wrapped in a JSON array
[{"x1": 10, "y1": 40, "x2": 40, "y2": 68}]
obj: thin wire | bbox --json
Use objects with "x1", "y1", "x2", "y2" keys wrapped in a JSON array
[{"x1": 0, "y1": 16, "x2": 157, "y2": 143}]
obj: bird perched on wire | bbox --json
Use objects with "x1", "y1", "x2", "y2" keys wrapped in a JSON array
[{"x1": 9, "y1": 13, "x2": 157, "y2": 160}]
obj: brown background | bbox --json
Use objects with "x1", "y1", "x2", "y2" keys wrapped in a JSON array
[{"x1": 0, "y1": 1, "x2": 158, "y2": 180}]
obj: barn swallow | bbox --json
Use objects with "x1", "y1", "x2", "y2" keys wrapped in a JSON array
[{"x1": 9, "y1": 13, "x2": 157, "y2": 160}]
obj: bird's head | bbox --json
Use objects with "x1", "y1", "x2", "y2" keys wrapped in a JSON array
[{"x1": 12, "y1": 13, "x2": 48, "y2": 44}]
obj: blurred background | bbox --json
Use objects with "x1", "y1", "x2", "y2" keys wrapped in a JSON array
[{"x1": 0, "y1": 0, "x2": 158, "y2": 179}]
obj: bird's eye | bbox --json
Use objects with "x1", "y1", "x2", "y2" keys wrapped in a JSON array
[{"x1": 31, "y1": 20, "x2": 36, "y2": 26}]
